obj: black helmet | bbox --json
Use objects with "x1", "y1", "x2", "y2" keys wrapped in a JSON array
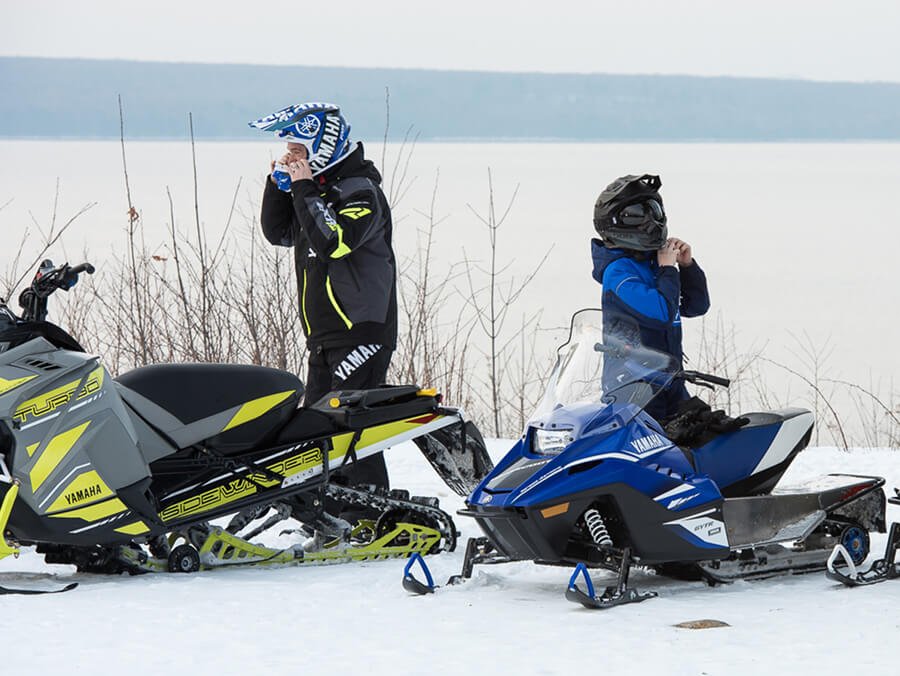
[{"x1": 593, "y1": 174, "x2": 668, "y2": 251}]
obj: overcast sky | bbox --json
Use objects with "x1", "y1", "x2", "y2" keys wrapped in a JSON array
[{"x1": 4, "y1": 0, "x2": 900, "y2": 82}]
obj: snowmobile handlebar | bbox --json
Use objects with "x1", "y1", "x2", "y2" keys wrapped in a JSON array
[
  {"x1": 18, "y1": 260, "x2": 95, "y2": 322},
  {"x1": 29, "y1": 260, "x2": 95, "y2": 297},
  {"x1": 680, "y1": 370, "x2": 731, "y2": 388},
  {"x1": 593, "y1": 343, "x2": 730, "y2": 389},
  {"x1": 593, "y1": 341, "x2": 663, "y2": 365}
]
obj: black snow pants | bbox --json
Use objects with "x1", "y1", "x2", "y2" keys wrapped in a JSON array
[{"x1": 304, "y1": 343, "x2": 393, "y2": 493}]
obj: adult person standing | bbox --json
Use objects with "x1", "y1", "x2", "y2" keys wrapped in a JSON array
[
  {"x1": 249, "y1": 102, "x2": 397, "y2": 493},
  {"x1": 590, "y1": 174, "x2": 710, "y2": 421}
]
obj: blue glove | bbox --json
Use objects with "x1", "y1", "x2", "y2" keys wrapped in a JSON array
[{"x1": 273, "y1": 163, "x2": 292, "y2": 192}]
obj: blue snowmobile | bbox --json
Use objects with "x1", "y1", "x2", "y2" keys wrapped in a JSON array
[{"x1": 403, "y1": 309, "x2": 886, "y2": 608}]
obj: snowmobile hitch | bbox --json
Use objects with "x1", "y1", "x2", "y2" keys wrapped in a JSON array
[
  {"x1": 826, "y1": 521, "x2": 900, "y2": 587},
  {"x1": 565, "y1": 548, "x2": 657, "y2": 609}
]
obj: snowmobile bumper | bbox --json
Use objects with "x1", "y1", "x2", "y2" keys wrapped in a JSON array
[{"x1": 459, "y1": 499, "x2": 591, "y2": 564}]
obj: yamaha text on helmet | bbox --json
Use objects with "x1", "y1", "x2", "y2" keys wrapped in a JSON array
[
  {"x1": 593, "y1": 174, "x2": 668, "y2": 251},
  {"x1": 249, "y1": 102, "x2": 354, "y2": 177}
]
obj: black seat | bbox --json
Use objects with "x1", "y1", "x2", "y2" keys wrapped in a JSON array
[{"x1": 117, "y1": 363, "x2": 304, "y2": 454}]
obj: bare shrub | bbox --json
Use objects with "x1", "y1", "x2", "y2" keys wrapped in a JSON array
[{"x1": 461, "y1": 169, "x2": 551, "y2": 437}]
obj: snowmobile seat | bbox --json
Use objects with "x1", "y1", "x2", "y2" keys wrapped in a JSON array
[
  {"x1": 690, "y1": 408, "x2": 814, "y2": 496},
  {"x1": 116, "y1": 363, "x2": 304, "y2": 453}
]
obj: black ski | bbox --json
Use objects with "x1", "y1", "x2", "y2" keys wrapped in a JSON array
[
  {"x1": 565, "y1": 550, "x2": 657, "y2": 609},
  {"x1": 0, "y1": 581, "x2": 78, "y2": 595},
  {"x1": 827, "y1": 522, "x2": 900, "y2": 587}
]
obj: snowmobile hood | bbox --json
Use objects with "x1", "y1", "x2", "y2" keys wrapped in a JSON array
[{"x1": 468, "y1": 400, "x2": 700, "y2": 510}]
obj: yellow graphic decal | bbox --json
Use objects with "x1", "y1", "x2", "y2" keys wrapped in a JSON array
[
  {"x1": 0, "y1": 374, "x2": 37, "y2": 397},
  {"x1": 14, "y1": 366, "x2": 104, "y2": 424},
  {"x1": 115, "y1": 521, "x2": 150, "y2": 535},
  {"x1": 30, "y1": 421, "x2": 92, "y2": 492},
  {"x1": 161, "y1": 414, "x2": 444, "y2": 523},
  {"x1": 46, "y1": 470, "x2": 115, "y2": 513},
  {"x1": 222, "y1": 390, "x2": 296, "y2": 432},
  {"x1": 49, "y1": 497, "x2": 127, "y2": 522},
  {"x1": 159, "y1": 447, "x2": 325, "y2": 522},
  {"x1": 301, "y1": 269, "x2": 312, "y2": 334},
  {"x1": 337, "y1": 206, "x2": 372, "y2": 221},
  {"x1": 327, "y1": 415, "x2": 441, "y2": 461},
  {"x1": 327, "y1": 218, "x2": 352, "y2": 259},
  {"x1": 356, "y1": 419, "x2": 425, "y2": 451},
  {"x1": 325, "y1": 276, "x2": 353, "y2": 329}
]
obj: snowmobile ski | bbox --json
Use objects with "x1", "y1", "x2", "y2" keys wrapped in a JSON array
[
  {"x1": 401, "y1": 536, "x2": 491, "y2": 595},
  {"x1": 402, "y1": 552, "x2": 437, "y2": 594},
  {"x1": 0, "y1": 580, "x2": 78, "y2": 595},
  {"x1": 827, "y1": 493, "x2": 900, "y2": 587},
  {"x1": 565, "y1": 558, "x2": 657, "y2": 609}
]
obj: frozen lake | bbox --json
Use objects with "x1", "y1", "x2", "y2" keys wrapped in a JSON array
[{"x1": 1, "y1": 140, "x2": 897, "y2": 440}]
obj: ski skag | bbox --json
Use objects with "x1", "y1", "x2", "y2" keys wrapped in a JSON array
[{"x1": 827, "y1": 490, "x2": 900, "y2": 587}]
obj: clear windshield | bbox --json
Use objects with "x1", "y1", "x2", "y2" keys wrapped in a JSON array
[{"x1": 530, "y1": 309, "x2": 675, "y2": 423}]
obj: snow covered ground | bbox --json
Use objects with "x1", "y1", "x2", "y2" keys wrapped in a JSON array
[{"x1": 2, "y1": 442, "x2": 898, "y2": 676}]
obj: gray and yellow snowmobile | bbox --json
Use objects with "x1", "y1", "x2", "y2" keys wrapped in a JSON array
[{"x1": 0, "y1": 261, "x2": 491, "y2": 589}]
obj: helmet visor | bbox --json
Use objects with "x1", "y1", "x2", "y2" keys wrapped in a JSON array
[{"x1": 618, "y1": 199, "x2": 665, "y2": 226}]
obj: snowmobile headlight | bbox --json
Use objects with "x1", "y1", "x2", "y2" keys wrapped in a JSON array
[{"x1": 533, "y1": 428, "x2": 573, "y2": 455}]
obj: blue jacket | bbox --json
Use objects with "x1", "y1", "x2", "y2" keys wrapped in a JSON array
[
  {"x1": 591, "y1": 239, "x2": 710, "y2": 420},
  {"x1": 591, "y1": 239, "x2": 710, "y2": 371}
]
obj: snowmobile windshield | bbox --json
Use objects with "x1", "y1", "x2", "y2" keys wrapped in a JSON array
[{"x1": 530, "y1": 309, "x2": 675, "y2": 427}]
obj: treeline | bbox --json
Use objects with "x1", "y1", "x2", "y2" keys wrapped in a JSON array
[{"x1": 4, "y1": 57, "x2": 900, "y2": 141}]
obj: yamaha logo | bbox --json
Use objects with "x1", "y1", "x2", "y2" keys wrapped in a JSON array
[
  {"x1": 295, "y1": 114, "x2": 321, "y2": 138},
  {"x1": 481, "y1": 493, "x2": 493, "y2": 504}
]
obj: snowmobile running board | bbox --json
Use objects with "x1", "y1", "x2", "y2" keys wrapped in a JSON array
[{"x1": 827, "y1": 489, "x2": 900, "y2": 587}]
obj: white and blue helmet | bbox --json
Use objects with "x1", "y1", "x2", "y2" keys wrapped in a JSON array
[{"x1": 249, "y1": 102, "x2": 355, "y2": 176}]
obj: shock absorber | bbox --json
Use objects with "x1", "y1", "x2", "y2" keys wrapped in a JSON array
[{"x1": 583, "y1": 508, "x2": 613, "y2": 547}]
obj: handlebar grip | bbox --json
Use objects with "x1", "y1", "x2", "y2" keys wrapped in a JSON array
[
  {"x1": 69, "y1": 262, "x2": 95, "y2": 275},
  {"x1": 681, "y1": 370, "x2": 731, "y2": 388},
  {"x1": 593, "y1": 342, "x2": 627, "y2": 357},
  {"x1": 702, "y1": 374, "x2": 731, "y2": 387}
]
